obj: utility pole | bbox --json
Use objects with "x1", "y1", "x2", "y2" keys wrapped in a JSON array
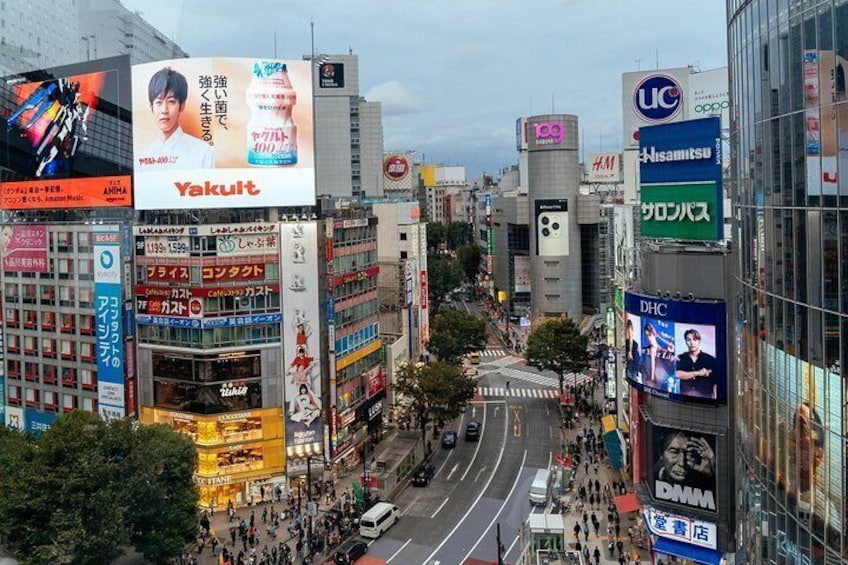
[{"x1": 497, "y1": 522, "x2": 505, "y2": 565}]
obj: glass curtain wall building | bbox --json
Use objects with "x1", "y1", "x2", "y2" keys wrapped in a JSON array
[{"x1": 728, "y1": 1, "x2": 848, "y2": 563}]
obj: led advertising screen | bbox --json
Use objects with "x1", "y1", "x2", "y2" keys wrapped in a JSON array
[
  {"x1": 1, "y1": 225, "x2": 48, "y2": 272},
  {"x1": 0, "y1": 56, "x2": 132, "y2": 210},
  {"x1": 649, "y1": 424, "x2": 717, "y2": 512},
  {"x1": 534, "y1": 198, "x2": 569, "y2": 257},
  {"x1": 131, "y1": 58, "x2": 314, "y2": 210},
  {"x1": 624, "y1": 292, "x2": 726, "y2": 404}
]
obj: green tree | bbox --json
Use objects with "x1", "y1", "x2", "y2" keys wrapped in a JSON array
[
  {"x1": 0, "y1": 412, "x2": 199, "y2": 564},
  {"x1": 426, "y1": 222, "x2": 446, "y2": 251},
  {"x1": 426, "y1": 250, "x2": 463, "y2": 314},
  {"x1": 121, "y1": 421, "x2": 199, "y2": 562},
  {"x1": 429, "y1": 309, "x2": 487, "y2": 363},
  {"x1": 445, "y1": 221, "x2": 471, "y2": 250},
  {"x1": 456, "y1": 244, "x2": 482, "y2": 282},
  {"x1": 394, "y1": 361, "x2": 476, "y2": 434},
  {"x1": 525, "y1": 317, "x2": 591, "y2": 395}
]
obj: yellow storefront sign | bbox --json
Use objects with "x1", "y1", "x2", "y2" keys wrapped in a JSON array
[{"x1": 336, "y1": 339, "x2": 382, "y2": 371}]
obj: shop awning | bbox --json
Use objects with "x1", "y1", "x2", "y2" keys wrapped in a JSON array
[
  {"x1": 654, "y1": 537, "x2": 723, "y2": 565},
  {"x1": 614, "y1": 492, "x2": 641, "y2": 514}
]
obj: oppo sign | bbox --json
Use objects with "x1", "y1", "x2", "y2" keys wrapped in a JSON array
[{"x1": 633, "y1": 74, "x2": 683, "y2": 123}]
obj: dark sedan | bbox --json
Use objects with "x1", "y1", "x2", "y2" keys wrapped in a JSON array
[
  {"x1": 411, "y1": 463, "x2": 436, "y2": 486},
  {"x1": 441, "y1": 430, "x2": 458, "y2": 449}
]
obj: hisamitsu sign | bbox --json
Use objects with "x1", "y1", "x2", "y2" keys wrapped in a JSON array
[{"x1": 638, "y1": 117, "x2": 722, "y2": 241}]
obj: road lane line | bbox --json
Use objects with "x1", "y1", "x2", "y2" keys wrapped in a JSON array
[
  {"x1": 430, "y1": 497, "x2": 450, "y2": 519},
  {"x1": 445, "y1": 463, "x2": 459, "y2": 481},
  {"x1": 402, "y1": 494, "x2": 421, "y2": 516},
  {"x1": 504, "y1": 532, "x2": 520, "y2": 561},
  {"x1": 420, "y1": 405, "x2": 520, "y2": 565},
  {"x1": 459, "y1": 403, "x2": 487, "y2": 481},
  {"x1": 460, "y1": 450, "x2": 530, "y2": 563},
  {"x1": 386, "y1": 538, "x2": 412, "y2": 563},
  {"x1": 473, "y1": 466, "x2": 487, "y2": 483}
]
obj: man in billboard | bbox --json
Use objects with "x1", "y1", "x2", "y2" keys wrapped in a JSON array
[
  {"x1": 137, "y1": 67, "x2": 214, "y2": 170},
  {"x1": 653, "y1": 428, "x2": 716, "y2": 511},
  {"x1": 624, "y1": 317, "x2": 640, "y2": 382},
  {"x1": 675, "y1": 329, "x2": 717, "y2": 398}
]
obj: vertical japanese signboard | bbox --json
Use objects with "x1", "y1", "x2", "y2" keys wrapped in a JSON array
[
  {"x1": 280, "y1": 222, "x2": 323, "y2": 458},
  {"x1": 94, "y1": 227, "x2": 125, "y2": 420}
]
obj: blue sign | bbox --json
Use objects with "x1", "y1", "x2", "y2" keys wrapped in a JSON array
[
  {"x1": 24, "y1": 408, "x2": 56, "y2": 437},
  {"x1": 624, "y1": 291, "x2": 727, "y2": 404},
  {"x1": 135, "y1": 313, "x2": 282, "y2": 329},
  {"x1": 639, "y1": 117, "x2": 722, "y2": 184},
  {"x1": 633, "y1": 74, "x2": 683, "y2": 123}
]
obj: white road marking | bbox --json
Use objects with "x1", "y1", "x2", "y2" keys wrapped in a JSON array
[
  {"x1": 459, "y1": 403, "x2": 487, "y2": 482},
  {"x1": 473, "y1": 466, "x2": 487, "y2": 483},
  {"x1": 430, "y1": 497, "x2": 450, "y2": 519},
  {"x1": 445, "y1": 463, "x2": 459, "y2": 481},
  {"x1": 386, "y1": 538, "x2": 412, "y2": 563}
]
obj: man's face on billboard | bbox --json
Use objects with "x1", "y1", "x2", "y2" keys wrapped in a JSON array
[
  {"x1": 662, "y1": 433, "x2": 690, "y2": 482},
  {"x1": 685, "y1": 333, "x2": 702, "y2": 354},
  {"x1": 151, "y1": 90, "x2": 182, "y2": 138}
]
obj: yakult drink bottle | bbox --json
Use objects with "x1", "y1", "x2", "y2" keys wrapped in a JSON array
[{"x1": 246, "y1": 61, "x2": 298, "y2": 166}]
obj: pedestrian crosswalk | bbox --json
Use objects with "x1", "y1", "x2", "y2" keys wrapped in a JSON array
[
  {"x1": 476, "y1": 386, "x2": 559, "y2": 398},
  {"x1": 496, "y1": 366, "x2": 595, "y2": 388},
  {"x1": 480, "y1": 347, "x2": 509, "y2": 358}
]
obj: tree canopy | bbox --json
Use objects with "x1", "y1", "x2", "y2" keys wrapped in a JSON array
[
  {"x1": 426, "y1": 250, "x2": 464, "y2": 315},
  {"x1": 393, "y1": 361, "x2": 476, "y2": 430},
  {"x1": 428, "y1": 309, "x2": 487, "y2": 363},
  {"x1": 456, "y1": 244, "x2": 482, "y2": 283},
  {"x1": 525, "y1": 317, "x2": 591, "y2": 395},
  {"x1": 0, "y1": 412, "x2": 199, "y2": 564}
]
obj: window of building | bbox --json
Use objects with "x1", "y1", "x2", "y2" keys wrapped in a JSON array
[
  {"x1": 24, "y1": 387, "x2": 38, "y2": 408},
  {"x1": 43, "y1": 391, "x2": 56, "y2": 410},
  {"x1": 81, "y1": 369, "x2": 96, "y2": 390},
  {"x1": 60, "y1": 340, "x2": 75, "y2": 360},
  {"x1": 5, "y1": 308, "x2": 18, "y2": 328},
  {"x1": 59, "y1": 286, "x2": 74, "y2": 307},
  {"x1": 62, "y1": 367, "x2": 76, "y2": 388},
  {"x1": 62, "y1": 393, "x2": 76, "y2": 412},
  {"x1": 24, "y1": 361, "x2": 38, "y2": 381},
  {"x1": 21, "y1": 284, "x2": 36, "y2": 303},
  {"x1": 82, "y1": 397, "x2": 95, "y2": 412},
  {"x1": 23, "y1": 335, "x2": 36, "y2": 354},
  {"x1": 41, "y1": 311, "x2": 55, "y2": 330},
  {"x1": 79, "y1": 315, "x2": 93, "y2": 335},
  {"x1": 56, "y1": 231, "x2": 72, "y2": 251},
  {"x1": 23, "y1": 309, "x2": 36, "y2": 328},
  {"x1": 80, "y1": 342, "x2": 95, "y2": 362},
  {"x1": 7, "y1": 385, "x2": 20, "y2": 404},
  {"x1": 41, "y1": 337, "x2": 56, "y2": 358},
  {"x1": 57, "y1": 258, "x2": 73, "y2": 279},
  {"x1": 61, "y1": 313, "x2": 75, "y2": 333},
  {"x1": 42, "y1": 365, "x2": 57, "y2": 384},
  {"x1": 78, "y1": 287, "x2": 93, "y2": 308},
  {"x1": 40, "y1": 285, "x2": 55, "y2": 305}
]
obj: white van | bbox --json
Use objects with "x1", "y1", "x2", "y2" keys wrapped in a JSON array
[
  {"x1": 529, "y1": 468, "x2": 552, "y2": 505},
  {"x1": 359, "y1": 502, "x2": 400, "y2": 538}
]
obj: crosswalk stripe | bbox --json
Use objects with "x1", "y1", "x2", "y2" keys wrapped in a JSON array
[{"x1": 476, "y1": 386, "x2": 557, "y2": 398}]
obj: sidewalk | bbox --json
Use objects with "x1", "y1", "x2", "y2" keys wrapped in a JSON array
[{"x1": 551, "y1": 374, "x2": 650, "y2": 565}]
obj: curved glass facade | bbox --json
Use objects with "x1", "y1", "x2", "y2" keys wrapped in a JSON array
[{"x1": 729, "y1": 1, "x2": 848, "y2": 563}]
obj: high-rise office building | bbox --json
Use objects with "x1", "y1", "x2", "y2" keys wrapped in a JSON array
[
  {"x1": 309, "y1": 54, "x2": 384, "y2": 200},
  {"x1": 729, "y1": 1, "x2": 848, "y2": 562}
]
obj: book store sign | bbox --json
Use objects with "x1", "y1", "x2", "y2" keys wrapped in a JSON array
[{"x1": 220, "y1": 382, "x2": 248, "y2": 398}]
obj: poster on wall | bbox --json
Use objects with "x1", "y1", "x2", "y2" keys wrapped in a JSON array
[
  {"x1": 624, "y1": 292, "x2": 727, "y2": 404},
  {"x1": 803, "y1": 49, "x2": 848, "y2": 196},
  {"x1": 0, "y1": 56, "x2": 133, "y2": 210},
  {"x1": 513, "y1": 255, "x2": 531, "y2": 293},
  {"x1": 279, "y1": 222, "x2": 323, "y2": 458},
  {"x1": 0, "y1": 225, "x2": 48, "y2": 272},
  {"x1": 131, "y1": 58, "x2": 314, "y2": 209},
  {"x1": 649, "y1": 423, "x2": 717, "y2": 512}
]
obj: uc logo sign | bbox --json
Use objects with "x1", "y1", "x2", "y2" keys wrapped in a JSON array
[{"x1": 633, "y1": 74, "x2": 683, "y2": 123}]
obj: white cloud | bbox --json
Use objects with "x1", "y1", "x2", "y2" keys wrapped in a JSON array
[{"x1": 364, "y1": 82, "x2": 429, "y2": 116}]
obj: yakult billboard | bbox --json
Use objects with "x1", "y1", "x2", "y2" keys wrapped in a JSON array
[{"x1": 131, "y1": 58, "x2": 315, "y2": 210}]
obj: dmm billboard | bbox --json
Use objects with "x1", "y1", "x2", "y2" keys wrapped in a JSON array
[
  {"x1": 649, "y1": 423, "x2": 717, "y2": 512},
  {"x1": 638, "y1": 117, "x2": 722, "y2": 240},
  {"x1": 94, "y1": 227, "x2": 125, "y2": 420},
  {"x1": 0, "y1": 56, "x2": 132, "y2": 210},
  {"x1": 624, "y1": 292, "x2": 726, "y2": 404},
  {"x1": 131, "y1": 58, "x2": 314, "y2": 209}
]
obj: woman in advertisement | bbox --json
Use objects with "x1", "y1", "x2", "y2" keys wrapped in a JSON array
[
  {"x1": 640, "y1": 321, "x2": 675, "y2": 389},
  {"x1": 290, "y1": 384, "x2": 321, "y2": 428}
]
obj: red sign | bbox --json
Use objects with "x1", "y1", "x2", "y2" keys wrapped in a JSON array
[
  {"x1": 420, "y1": 271, "x2": 428, "y2": 310},
  {"x1": 367, "y1": 367, "x2": 387, "y2": 398},
  {"x1": 145, "y1": 265, "x2": 190, "y2": 283},
  {"x1": 360, "y1": 473, "x2": 378, "y2": 489},
  {"x1": 334, "y1": 265, "x2": 379, "y2": 286},
  {"x1": 201, "y1": 263, "x2": 265, "y2": 283},
  {"x1": 0, "y1": 175, "x2": 132, "y2": 210},
  {"x1": 135, "y1": 284, "x2": 279, "y2": 299},
  {"x1": 383, "y1": 155, "x2": 409, "y2": 181},
  {"x1": 1, "y1": 225, "x2": 48, "y2": 272},
  {"x1": 136, "y1": 297, "x2": 193, "y2": 317}
]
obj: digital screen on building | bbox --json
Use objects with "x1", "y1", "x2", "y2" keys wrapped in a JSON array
[
  {"x1": 638, "y1": 117, "x2": 722, "y2": 241},
  {"x1": 624, "y1": 292, "x2": 727, "y2": 404},
  {"x1": 131, "y1": 58, "x2": 314, "y2": 210},
  {"x1": 649, "y1": 423, "x2": 717, "y2": 513},
  {"x1": 763, "y1": 342, "x2": 844, "y2": 540},
  {"x1": 534, "y1": 198, "x2": 569, "y2": 257},
  {"x1": 0, "y1": 56, "x2": 133, "y2": 210}
]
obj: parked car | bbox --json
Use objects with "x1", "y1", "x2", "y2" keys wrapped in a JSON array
[
  {"x1": 411, "y1": 463, "x2": 436, "y2": 486},
  {"x1": 334, "y1": 538, "x2": 368, "y2": 564},
  {"x1": 465, "y1": 420, "x2": 481, "y2": 441},
  {"x1": 441, "y1": 430, "x2": 458, "y2": 449}
]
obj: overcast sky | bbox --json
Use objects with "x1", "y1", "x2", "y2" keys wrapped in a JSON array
[{"x1": 121, "y1": 0, "x2": 728, "y2": 179}]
